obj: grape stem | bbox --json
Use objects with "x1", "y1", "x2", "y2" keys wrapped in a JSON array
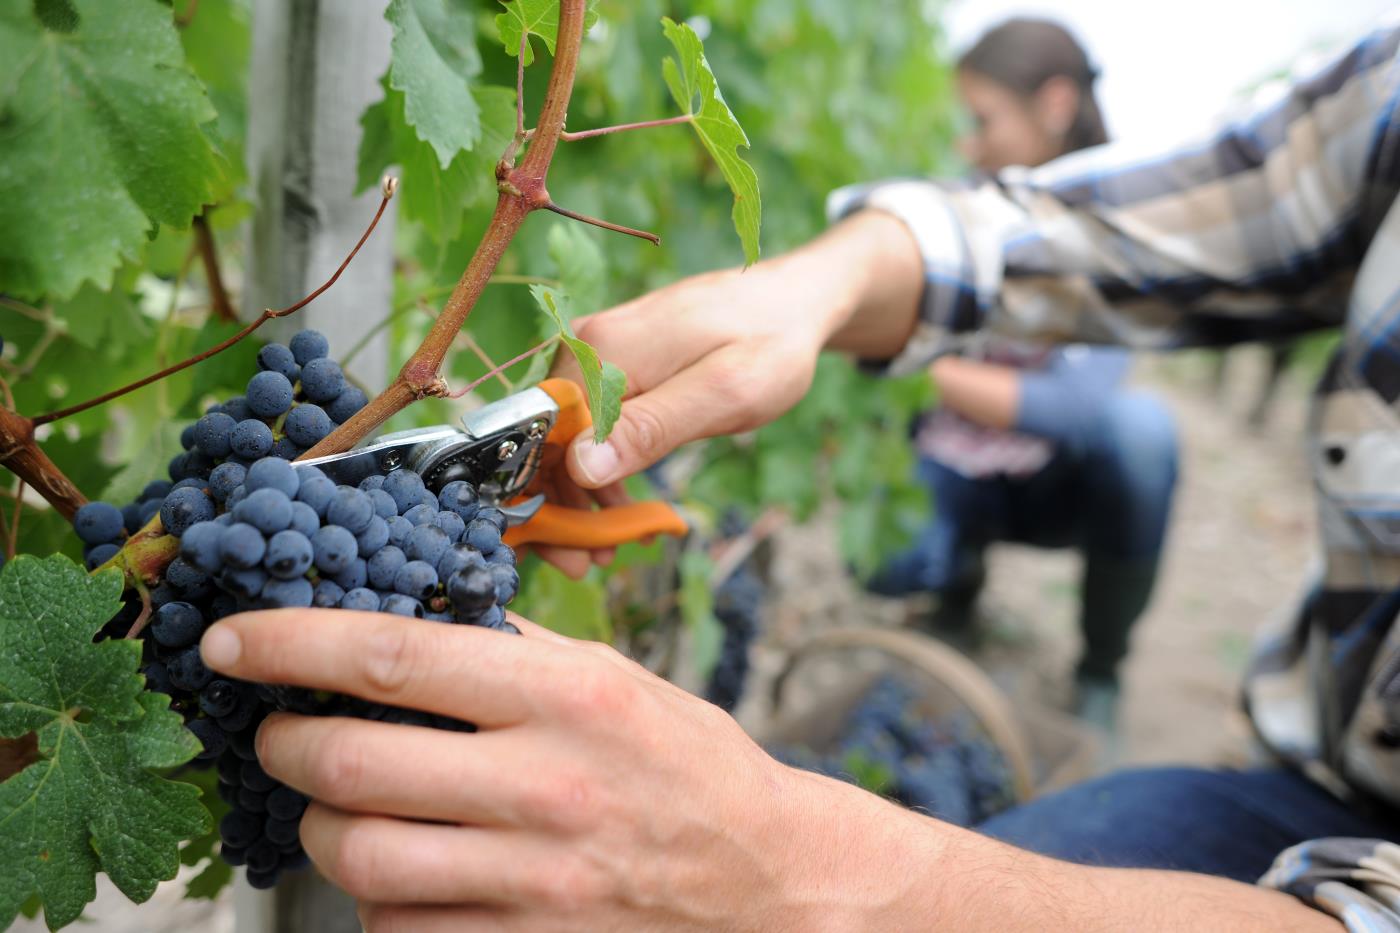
[
  {"x1": 448, "y1": 336, "x2": 558, "y2": 398},
  {"x1": 515, "y1": 28, "x2": 528, "y2": 138},
  {"x1": 339, "y1": 274, "x2": 560, "y2": 370},
  {"x1": 0, "y1": 180, "x2": 395, "y2": 525},
  {"x1": 560, "y1": 114, "x2": 693, "y2": 141},
  {"x1": 543, "y1": 201, "x2": 660, "y2": 245},
  {"x1": 31, "y1": 184, "x2": 395, "y2": 429},
  {"x1": 457, "y1": 330, "x2": 515, "y2": 392},
  {"x1": 124, "y1": 575, "x2": 154, "y2": 640}
]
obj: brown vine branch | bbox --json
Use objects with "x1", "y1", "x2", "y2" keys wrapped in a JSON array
[
  {"x1": 0, "y1": 406, "x2": 88, "y2": 520},
  {"x1": 561, "y1": 114, "x2": 693, "y2": 141},
  {"x1": 448, "y1": 336, "x2": 558, "y2": 398},
  {"x1": 192, "y1": 212, "x2": 237, "y2": 324},
  {"x1": 31, "y1": 182, "x2": 395, "y2": 428},
  {"x1": 300, "y1": 0, "x2": 590, "y2": 461},
  {"x1": 543, "y1": 201, "x2": 660, "y2": 245}
]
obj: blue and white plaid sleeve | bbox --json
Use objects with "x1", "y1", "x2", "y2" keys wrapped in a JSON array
[
  {"x1": 826, "y1": 24, "x2": 1400, "y2": 375},
  {"x1": 1261, "y1": 838, "x2": 1400, "y2": 930}
]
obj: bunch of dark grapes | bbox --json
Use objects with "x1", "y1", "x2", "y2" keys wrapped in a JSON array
[
  {"x1": 71, "y1": 329, "x2": 522, "y2": 889},
  {"x1": 703, "y1": 565, "x2": 763, "y2": 714},
  {"x1": 768, "y1": 676, "x2": 1015, "y2": 826},
  {"x1": 703, "y1": 512, "x2": 767, "y2": 714},
  {"x1": 74, "y1": 329, "x2": 367, "y2": 571}
]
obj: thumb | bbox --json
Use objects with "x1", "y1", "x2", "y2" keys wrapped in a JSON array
[
  {"x1": 566, "y1": 362, "x2": 737, "y2": 488},
  {"x1": 567, "y1": 395, "x2": 674, "y2": 489}
]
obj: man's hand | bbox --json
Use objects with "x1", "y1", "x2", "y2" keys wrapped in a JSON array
[
  {"x1": 538, "y1": 209, "x2": 926, "y2": 576},
  {"x1": 198, "y1": 609, "x2": 917, "y2": 930},
  {"x1": 556, "y1": 210, "x2": 925, "y2": 490},
  {"x1": 200, "y1": 609, "x2": 1346, "y2": 931}
]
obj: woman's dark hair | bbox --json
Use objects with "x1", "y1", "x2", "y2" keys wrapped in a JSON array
[{"x1": 958, "y1": 18, "x2": 1108, "y2": 153}]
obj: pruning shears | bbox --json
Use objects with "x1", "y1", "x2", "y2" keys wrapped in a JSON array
[{"x1": 295, "y1": 378, "x2": 688, "y2": 550}]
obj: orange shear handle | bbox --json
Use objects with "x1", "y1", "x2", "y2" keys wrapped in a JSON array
[{"x1": 501, "y1": 378, "x2": 688, "y2": 549}]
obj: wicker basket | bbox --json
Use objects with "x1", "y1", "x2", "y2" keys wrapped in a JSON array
[{"x1": 756, "y1": 627, "x2": 1098, "y2": 802}]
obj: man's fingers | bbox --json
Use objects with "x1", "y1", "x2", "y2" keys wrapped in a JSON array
[
  {"x1": 566, "y1": 348, "x2": 757, "y2": 489},
  {"x1": 303, "y1": 804, "x2": 599, "y2": 907},
  {"x1": 532, "y1": 545, "x2": 593, "y2": 579},
  {"x1": 257, "y1": 715, "x2": 541, "y2": 827},
  {"x1": 200, "y1": 610, "x2": 561, "y2": 726},
  {"x1": 563, "y1": 306, "x2": 721, "y2": 395}
]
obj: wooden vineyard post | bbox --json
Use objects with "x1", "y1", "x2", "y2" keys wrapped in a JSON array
[
  {"x1": 243, "y1": 0, "x2": 398, "y2": 387},
  {"x1": 237, "y1": 1, "x2": 394, "y2": 929}
]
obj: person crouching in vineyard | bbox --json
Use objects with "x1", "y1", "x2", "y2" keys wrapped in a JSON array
[
  {"x1": 863, "y1": 19, "x2": 1179, "y2": 734},
  {"x1": 207, "y1": 22, "x2": 1400, "y2": 932}
]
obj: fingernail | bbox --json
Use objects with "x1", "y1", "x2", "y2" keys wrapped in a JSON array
[
  {"x1": 573, "y1": 439, "x2": 619, "y2": 486},
  {"x1": 200, "y1": 626, "x2": 242, "y2": 669}
]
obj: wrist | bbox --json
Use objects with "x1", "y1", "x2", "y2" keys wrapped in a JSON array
[
  {"x1": 761, "y1": 766, "x2": 1085, "y2": 931},
  {"x1": 755, "y1": 767, "x2": 953, "y2": 930},
  {"x1": 755, "y1": 211, "x2": 919, "y2": 352},
  {"x1": 818, "y1": 210, "x2": 925, "y2": 359}
]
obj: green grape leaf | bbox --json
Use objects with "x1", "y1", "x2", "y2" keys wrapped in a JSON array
[
  {"x1": 51, "y1": 283, "x2": 152, "y2": 353},
  {"x1": 547, "y1": 223, "x2": 605, "y2": 315},
  {"x1": 100, "y1": 421, "x2": 187, "y2": 529},
  {"x1": 385, "y1": 0, "x2": 484, "y2": 167},
  {"x1": 495, "y1": 0, "x2": 599, "y2": 66},
  {"x1": 0, "y1": 0, "x2": 225, "y2": 300},
  {"x1": 177, "y1": 769, "x2": 231, "y2": 901},
  {"x1": 178, "y1": 0, "x2": 253, "y2": 196},
  {"x1": 659, "y1": 17, "x2": 761, "y2": 265},
  {"x1": 678, "y1": 550, "x2": 723, "y2": 679},
  {"x1": 529, "y1": 285, "x2": 625, "y2": 443},
  {"x1": 357, "y1": 78, "x2": 515, "y2": 247},
  {"x1": 0, "y1": 556, "x2": 209, "y2": 931}
]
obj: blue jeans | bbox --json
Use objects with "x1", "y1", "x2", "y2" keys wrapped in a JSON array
[
  {"x1": 868, "y1": 391, "x2": 1179, "y2": 682},
  {"x1": 978, "y1": 767, "x2": 1400, "y2": 881}
]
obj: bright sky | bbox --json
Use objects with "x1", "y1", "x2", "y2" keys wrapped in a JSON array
[{"x1": 943, "y1": 0, "x2": 1398, "y2": 147}]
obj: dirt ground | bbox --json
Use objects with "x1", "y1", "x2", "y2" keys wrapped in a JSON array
[
  {"x1": 14, "y1": 347, "x2": 1315, "y2": 932},
  {"x1": 746, "y1": 345, "x2": 1317, "y2": 777}
]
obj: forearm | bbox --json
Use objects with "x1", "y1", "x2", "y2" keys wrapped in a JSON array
[
  {"x1": 770, "y1": 209, "x2": 923, "y2": 360},
  {"x1": 928, "y1": 356, "x2": 1020, "y2": 430},
  {"x1": 786, "y1": 771, "x2": 1342, "y2": 932}
]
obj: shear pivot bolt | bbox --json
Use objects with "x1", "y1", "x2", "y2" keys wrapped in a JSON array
[
  {"x1": 496, "y1": 440, "x2": 519, "y2": 461},
  {"x1": 527, "y1": 420, "x2": 548, "y2": 440},
  {"x1": 380, "y1": 451, "x2": 402, "y2": 470}
]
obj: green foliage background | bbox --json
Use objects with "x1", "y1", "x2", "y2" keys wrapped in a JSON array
[
  {"x1": 0, "y1": 0, "x2": 956, "y2": 600},
  {"x1": 0, "y1": 0, "x2": 958, "y2": 922}
]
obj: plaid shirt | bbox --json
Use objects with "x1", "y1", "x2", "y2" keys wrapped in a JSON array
[{"x1": 831, "y1": 22, "x2": 1400, "y2": 930}]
